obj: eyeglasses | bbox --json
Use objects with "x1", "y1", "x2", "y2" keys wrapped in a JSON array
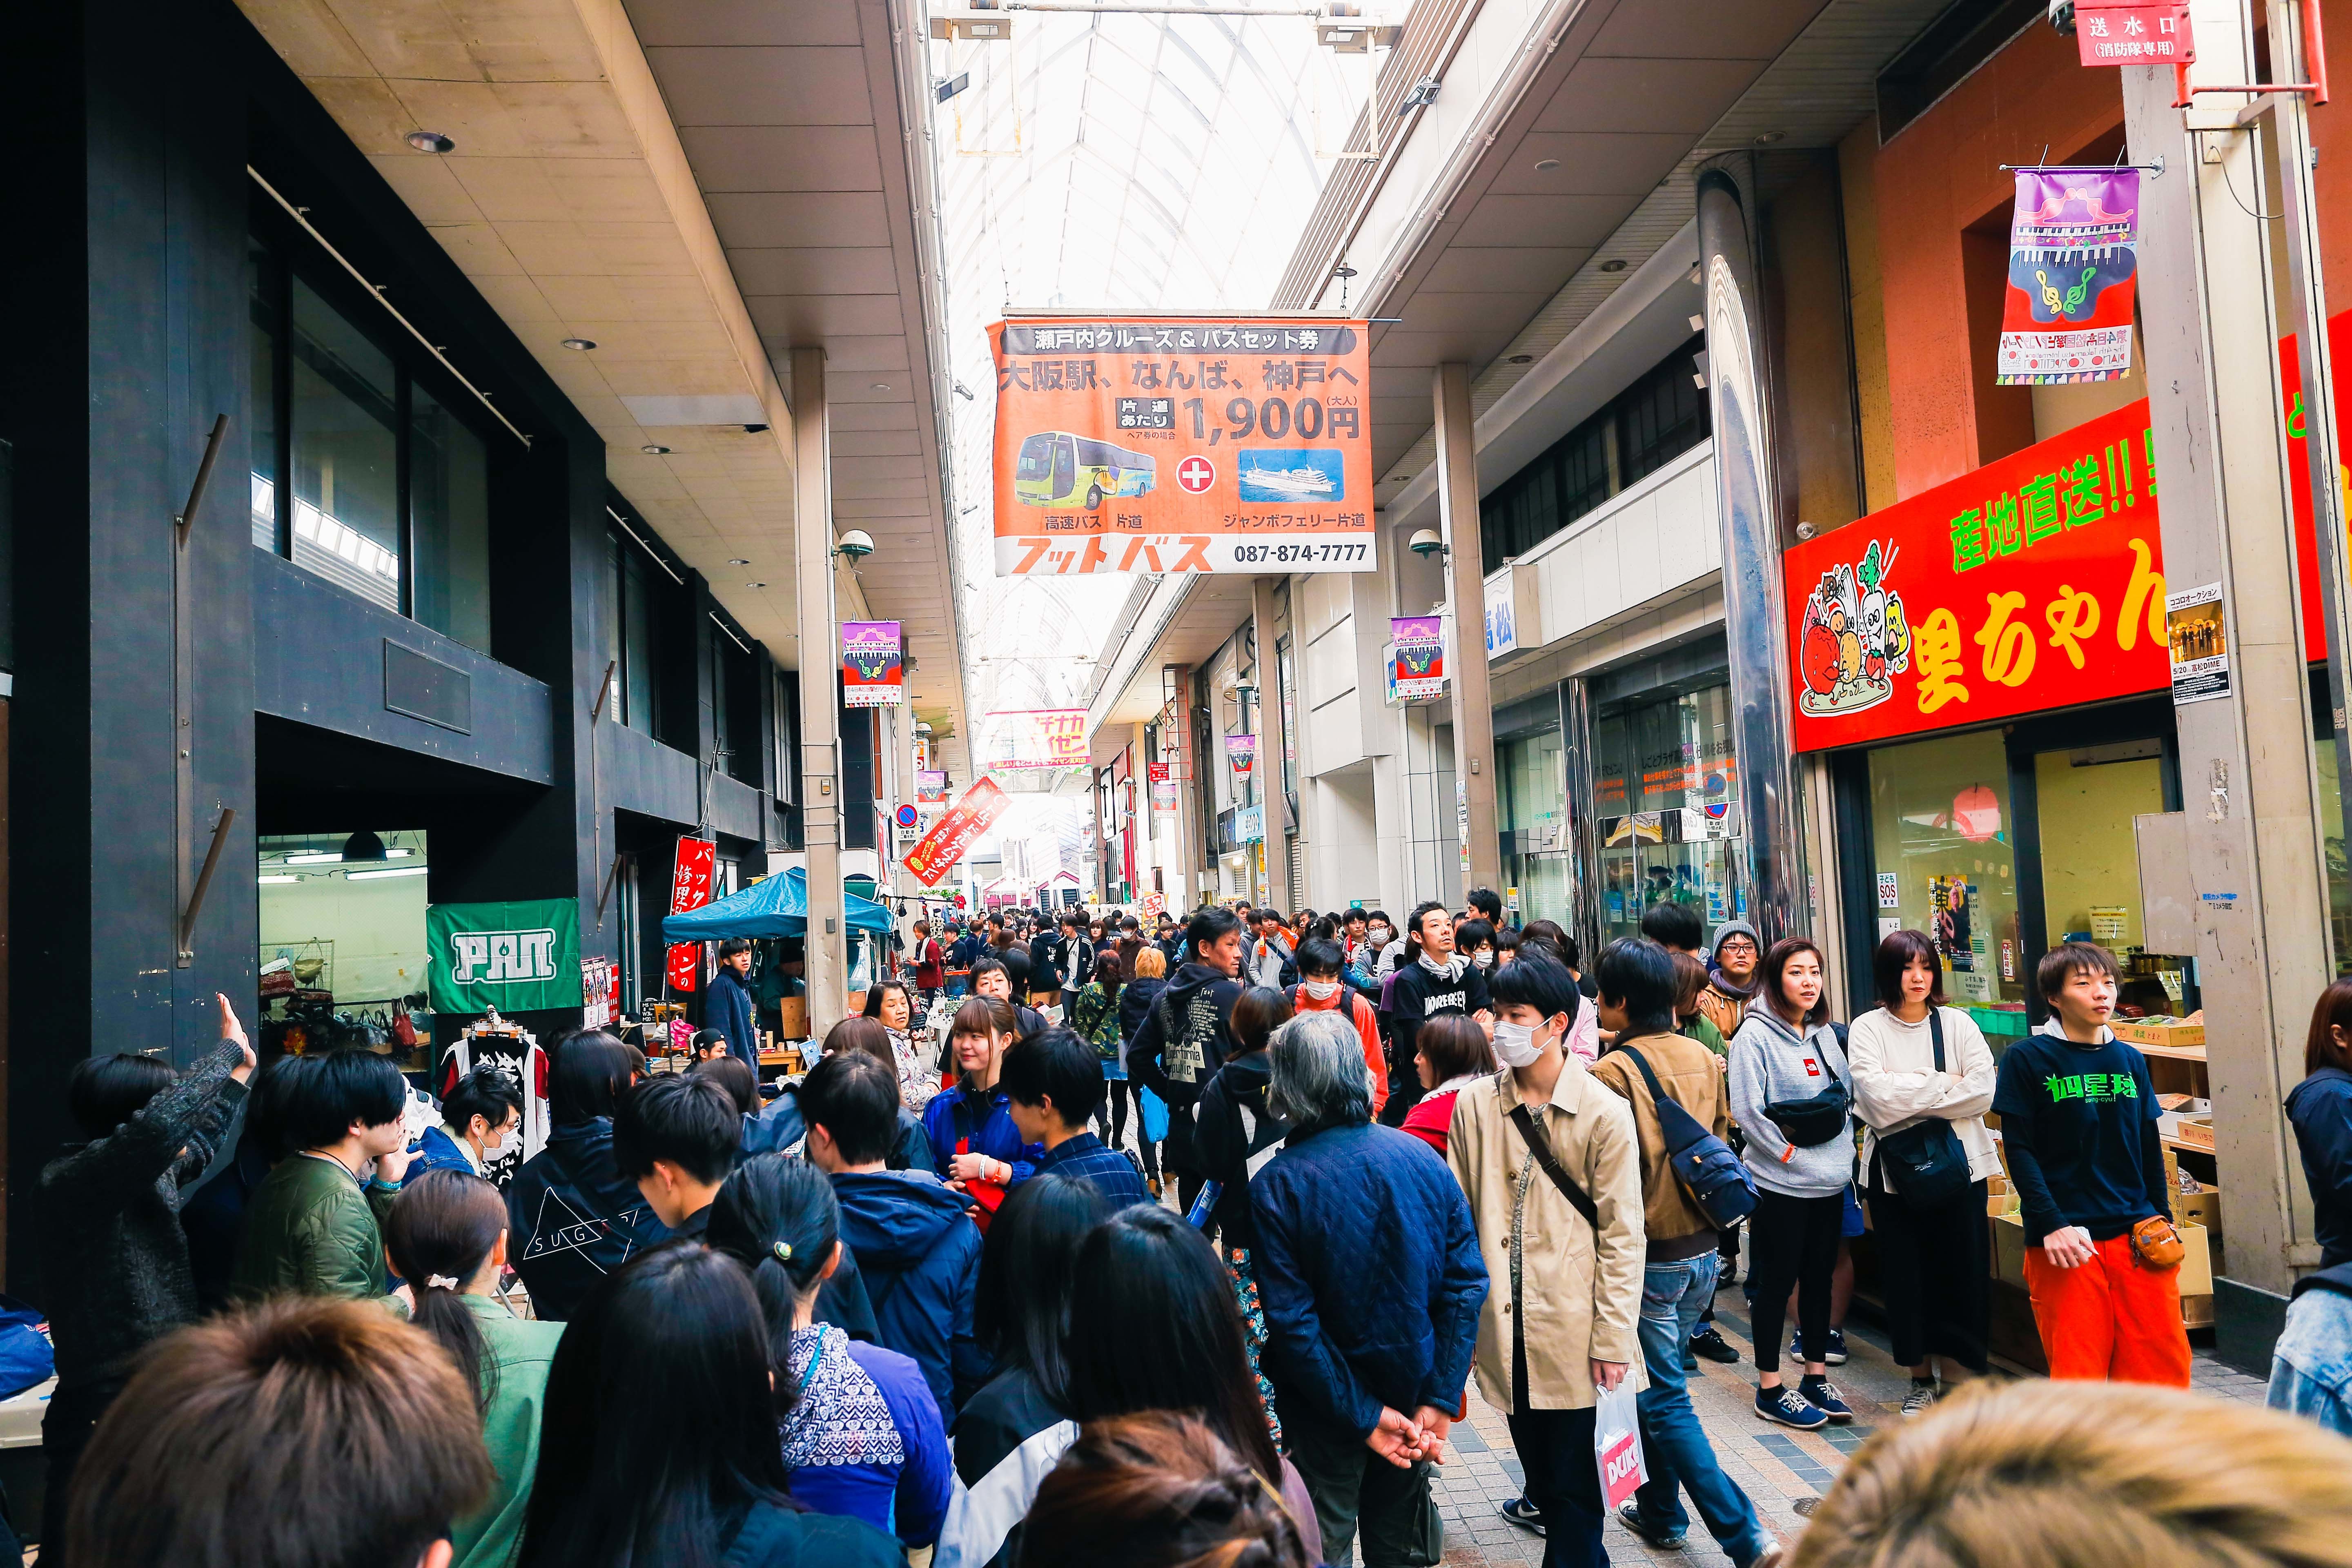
[{"x1": 1719, "y1": 939, "x2": 1757, "y2": 955}]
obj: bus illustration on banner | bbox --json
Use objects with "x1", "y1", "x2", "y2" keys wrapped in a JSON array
[{"x1": 1013, "y1": 432, "x2": 1158, "y2": 509}]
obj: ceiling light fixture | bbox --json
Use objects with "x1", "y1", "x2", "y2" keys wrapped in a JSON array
[
  {"x1": 746, "y1": 581, "x2": 768, "y2": 588},
  {"x1": 1534, "y1": 158, "x2": 1560, "y2": 172},
  {"x1": 561, "y1": 337, "x2": 596, "y2": 351},
  {"x1": 259, "y1": 874, "x2": 300, "y2": 884},
  {"x1": 348, "y1": 866, "x2": 430, "y2": 880},
  {"x1": 870, "y1": 382, "x2": 893, "y2": 392},
  {"x1": 641, "y1": 444, "x2": 671, "y2": 454},
  {"x1": 1599, "y1": 258, "x2": 1628, "y2": 273},
  {"x1": 407, "y1": 131, "x2": 455, "y2": 154},
  {"x1": 728, "y1": 558, "x2": 751, "y2": 566},
  {"x1": 1506, "y1": 353, "x2": 1535, "y2": 365},
  {"x1": 1753, "y1": 130, "x2": 1786, "y2": 145}
]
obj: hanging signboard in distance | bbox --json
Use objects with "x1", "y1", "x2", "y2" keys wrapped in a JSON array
[{"x1": 989, "y1": 316, "x2": 1376, "y2": 576}]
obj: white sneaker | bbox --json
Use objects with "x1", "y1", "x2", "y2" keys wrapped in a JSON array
[{"x1": 1900, "y1": 1379, "x2": 1938, "y2": 1417}]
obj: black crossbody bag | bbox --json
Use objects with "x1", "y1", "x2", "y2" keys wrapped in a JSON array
[
  {"x1": 1506, "y1": 1101, "x2": 1599, "y2": 1228},
  {"x1": 1868, "y1": 1008, "x2": 1973, "y2": 1207}
]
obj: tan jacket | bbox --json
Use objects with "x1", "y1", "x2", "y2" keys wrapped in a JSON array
[
  {"x1": 1446, "y1": 1060, "x2": 1647, "y2": 1413},
  {"x1": 1586, "y1": 1032, "x2": 1731, "y2": 1245},
  {"x1": 1695, "y1": 983, "x2": 1746, "y2": 1041}
]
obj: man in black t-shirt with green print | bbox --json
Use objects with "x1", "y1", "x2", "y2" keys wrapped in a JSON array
[{"x1": 1990, "y1": 942, "x2": 2189, "y2": 1387}]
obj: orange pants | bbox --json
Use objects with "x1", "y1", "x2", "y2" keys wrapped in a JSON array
[{"x1": 2022, "y1": 1231, "x2": 2191, "y2": 1387}]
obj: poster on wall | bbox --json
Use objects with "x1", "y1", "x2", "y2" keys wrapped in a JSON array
[
  {"x1": 842, "y1": 621, "x2": 904, "y2": 707},
  {"x1": 1226, "y1": 734, "x2": 1257, "y2": 776},
  {"x1": 1391, "y1": 615, "x2": 1446, "y2": 699},
  {"x1": 666, "y1": 837, "x2": 717, "y2": 992},
  {"x1": 987, "y1": 316, "x2": 1375, "y2": 575},
  {"x1": 1996, "y1": 167, "x2": 2139, "y2": 386},
  {"x1": 980, "y1": 709, "x2": 1089, "y2": 772},
  {"x1": 1149, "y1": 762, "x2": 1177, "y2": 811},
  {"x1": 2166, "y1": 583, "x2": 2230, "y2": 704},
  {"x1": 904, "y1": 777, "x2": 1013, "y2": 887},
  {"x1": 426, "y1": 898, "x2": 583, "y2": 1016},
  {"x1": 917, "y1": 770, "x2": 949, "y2": 804},
  {"x1": 1928, "y1": 876, "x2": 1975, "y2": 972}
]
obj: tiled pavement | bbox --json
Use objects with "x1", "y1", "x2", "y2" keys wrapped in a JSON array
[{"x1": 1410, "y1": 1291, "x2": 2273, "y2": 1568}]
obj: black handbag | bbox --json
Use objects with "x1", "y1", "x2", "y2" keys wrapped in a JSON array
[
  {"x1": 1763, "y1": 1025, "x2": 1852, "y2": 1148},
  {"x1": 1869, "y1": 1008, "x2": 1973, "y2": 1207}
]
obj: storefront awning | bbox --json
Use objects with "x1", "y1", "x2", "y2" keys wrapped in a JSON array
[{"x1": 660, "y1": 867, "x2": 894, "y2": 940}]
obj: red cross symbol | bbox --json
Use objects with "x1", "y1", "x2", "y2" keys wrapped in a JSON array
[{"x1": 1176, "y1": 455, "x2": 1217, "y2": 494}]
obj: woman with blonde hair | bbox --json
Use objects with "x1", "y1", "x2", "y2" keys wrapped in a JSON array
[
  {"x1": 1118, "y1": 945, "x2": 1171, "y2": 1191},
  {"x1": 1790, "y1": 1378, "x2": 2352, "y2": 1567}
]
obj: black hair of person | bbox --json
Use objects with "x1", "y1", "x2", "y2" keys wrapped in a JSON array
[
  {"x1": 1405, "y1": 900, "x2": 1452, "y2": 957},
  {"x1": 797, "y1": 1048, "x2": 899, "y2": 1166},
  {"x1": 1521, "y1": 919, "x2": 1577, "y2": 970},
  {"x1": 703, "y1": 1154, "x2": 841, "y2": 1414},
  {"x1": 1873, "y1": 928, "x2": 1947, "y2": 1011},
  {"x1": 1294, "y1": 937, "x2": 1345, "y2": 977},
  {"x1": 1486, "y1": 951, "x2": 1583, "y2": 1030},
  {"x1": 1414, "y1": 1013, "x2": 1495, "y2": 1082},
  {"x1": 1639, "y1": 900, "x2": 1705, "y2": 952},
  {"x1": 1184, "y1": 906, "x2": 1245, "y2": 964},
  {"x1": 517, "y1": 1243, "x2": 793, "y2": 1568},
  {"x1": 1065, "y1": 1204, "x2": 1282, "y2": 1481},
  {"x1": 1229, "y1": 987, "x2": 1292, "y2": 1054},
  {"x1": 1594, "y1": 937, "x2": 1678, "y2": 1038},
  {"x1": 1760, "y1": 936, "x2": 1834, "y2": 1027},
  {"x1": 1465, "y1": 886, "x2": 1503, "y2": 922},
  {"x1": 974, "y1": 1172, "x2": 1109, "y2": 1405},
  {"x1": 1456, "y1": 918, "x2": 1497, "y2": 953},
  {"x1": 67, "y1": 1052, "x2": 178, "y2": 1141},
  {"x1": 610, "y1": 1075, "x2": 740, "y2": 1185},
  {"x1": 548, "y1": 1029, "x2": 637, "y2": 1125},
  {"x1": 2036, "y1": 940, "x2": 2121, "y2": 1004},
  {"x1": 687, "y1": 1053, "x2": 759, "y2": 1114},
  {"x1": 441, "y1": 1064, "x2": 524, "y2": 1134},
  {"x1": 263, "y1": 1049, "x2": 407, "y2": 1154},
  {"x1": 385, "y1": 1168, "x2": 510, "y2": 1412},
  {"x1": 1000, "y1": 1028, "x2": 1108, "y2": 1129},
  {"x1": 860, "y1": 979, "x2": 913, "y2": 1022},
  {"x1": 717, "y1": 938, "x2": 753, "y2": 962},
  {"x1": 968, "y1": 956, "x2": 1010, "y2": 989}
]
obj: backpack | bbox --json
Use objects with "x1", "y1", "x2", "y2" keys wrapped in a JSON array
[{"x1": 1616, "y1": 1044, "x2": 1756, "y2": 1229}]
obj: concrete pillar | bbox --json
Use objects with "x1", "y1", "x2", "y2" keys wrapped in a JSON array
[
  {"x1": 792, "y1": 346, "x2": 846, "y2": 1035},
  {"x1": 1251, "y1": 578, "x2": 1294, "y2": 909},
  {"x1": 2125, "y1": 33, "x2": 2333, "y2": 1343},
  {"x1": 1432, "y1": 362, "x2": 1502, "y2": 899},
  {"x1": 1695, "y1": 154, "x2": 1809, "y2": 947}
]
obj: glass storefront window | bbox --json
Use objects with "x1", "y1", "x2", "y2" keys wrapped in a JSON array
[
  {"x1": 1866, "y1": 730, "x2": 2025, "y2": 1010},
  {"x1": 250, "y1": 240, "x2": 280, "y2": 551},
  {"x1": 410, "y1": 385, "x2": 493, "y2": 654},
  {"x1": 1499, "y1": 726, "x2": 1568, "y2": 926},
  {"x1": 289, "y1": 278, "x2": 401, "y2": 614},
  {"x1": 1595, "y1": 682, "x2": 1743, "y2": 946}
]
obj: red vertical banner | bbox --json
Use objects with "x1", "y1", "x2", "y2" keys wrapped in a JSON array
[
  {"x1": 666, "y1": 836, "x2": 717, "y2": 992},
  {"x1": 902, "y1": 778, "x2": 1012, "y2": 887}
]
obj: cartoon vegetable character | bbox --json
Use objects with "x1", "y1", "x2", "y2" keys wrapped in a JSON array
[{"x1": 1800, "y1": 598, "x2": 1841, "y2": 695}]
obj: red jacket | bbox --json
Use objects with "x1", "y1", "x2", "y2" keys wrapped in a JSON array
[{"x1": 1290, "y1": 983, "x2": 1387, "y2": 1115}]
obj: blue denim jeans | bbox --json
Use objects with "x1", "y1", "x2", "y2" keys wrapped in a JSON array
[
  {"x1": 1633, "y1": 1252, "x2": 1772, "y2": 1566},
  {"x1": 2270, "y1": 1286, "x2": 2352, "y2": 1435}
]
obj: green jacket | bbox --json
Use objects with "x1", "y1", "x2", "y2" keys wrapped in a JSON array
[
  {"x1": 230, "y1": 1154, "x2": 401, "y2": 1303},
  {"x1": 452, "y1": 1294, "x2": 566, "y2": 1568}
]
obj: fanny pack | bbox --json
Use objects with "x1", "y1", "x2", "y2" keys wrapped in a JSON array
[{"x1": 1763, "y1": 1025, "x2": 1852, "y2": 1148}]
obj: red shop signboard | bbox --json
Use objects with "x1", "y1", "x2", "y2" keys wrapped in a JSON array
[
  {"x1": 1783, "y1": 390, "x2": 2334, "y2": 753},
  {"x1": 666, "y1": 836, "x2": 717, "y2": 991}
]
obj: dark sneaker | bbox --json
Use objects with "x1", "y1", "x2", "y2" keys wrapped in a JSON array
[
  {"x1": 1617, "y1": 1502, "x2": 1686, "y2": 1548},
  {"x1": 1900, "y1": 1378, "x2": 1939, "y2": 1418},
  {"x1": 1755, "y1": 1384, "x2": 1828, "y2": 1430},
  {"x1": 1798, "y1": 1375, "x2": 1854, "y2": 1423},
  {"x1": 1688, "y1": 1325, "x2": 1741, "y2": 1363},
  {"x1": 1499, "y1": 1497, "x2": 1546, "y2": 1537},
  {"x1": 1787, "y1": 1327, "x2": 1851, "y2": 1366}
]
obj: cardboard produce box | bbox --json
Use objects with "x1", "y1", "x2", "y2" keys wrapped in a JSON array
[
  {"x1": 2176, "y1": 1182, "x2": 2223, "y2": 1256},
  {"x1": 1992, "y1": 1211, "x2": 2029, "y2": 1286},
  {"x1": 775, "y1": 996, "x2": 809, "y2": 1042},
  {"x1": 2176, "y1": 1218, "x2": 2213, "y2": 1298},
  {"x1": 2112, "y1": 1013, "x2": 2206, "y2": 1050}
]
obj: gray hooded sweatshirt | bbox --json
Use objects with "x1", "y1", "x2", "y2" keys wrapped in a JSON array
[{"x1": 1727, "y1": 1007, "x2": 1854, "y2": 1199}]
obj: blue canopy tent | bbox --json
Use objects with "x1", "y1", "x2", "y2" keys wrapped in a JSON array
[{"x1": 660, "y1": 867, "x2": 895, "y2": 941}]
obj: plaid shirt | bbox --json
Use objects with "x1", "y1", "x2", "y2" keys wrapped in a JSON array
[{"x1": 1031, "y1": 1132, "x2": 1152, "y2": 1212}]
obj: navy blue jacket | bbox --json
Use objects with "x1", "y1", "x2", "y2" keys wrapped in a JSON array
[
  {"x1": 830, "y1": 1169, "x2": 986, "y2": 1426},
  {"x1": 708, "y1": 966, "x2": 760, "y2": 1068},
  {"x1": 506, "y1": 1118, "x2": 673, "y2": 1322},
  {"x1": 920, "y1": 1085, "x2": 1045, "y2": 1185},
  {"x1": 1117, "y1": 976, "x2": 1166, "y2": 1051},
  {"x1": 1031, "y1": 1131, "x2": 1151, "y2": 1211},
  {"x1": 2291, "y1": 1066, "x2": 2352, "y2": 1269},
  {"x1": 744, "y1": 1088, "x2": 932, "y2": 1174},
  {"x1": 1250, "y1": 1120, "x2": 1488, "y2": 1437}
]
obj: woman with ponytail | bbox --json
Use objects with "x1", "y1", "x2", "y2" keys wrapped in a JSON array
[
  {"x1": 385, "y1": 1168, "x2": 564, "y2": 1568},
  {"x1": 707, "y1": 1153, "x2": 953, "y2": 1549}
]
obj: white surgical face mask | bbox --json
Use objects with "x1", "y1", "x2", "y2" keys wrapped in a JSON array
[
  {"x1": 1368, "y1": 927, "x2": 1390, "y2": 945},
  {"x1": 1303, "y1": 979, "x2": 1341, "y2": 1000},
  {"x1": 1471, "y1": 950, "x2": 1494, "y2": 969},
  {"x1": 1491, "y1": 1020, "x2": 1543, "y2": 1069}
]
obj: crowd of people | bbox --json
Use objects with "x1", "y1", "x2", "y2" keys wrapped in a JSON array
[{"x1": 33, "y1": 888, "x2": 2352, "y2": 1568}]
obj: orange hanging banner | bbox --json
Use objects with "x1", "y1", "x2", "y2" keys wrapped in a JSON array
[
  {"x1": 902, "y1": 777, "x2": 1013, "y2": 888},
  {"x1": 989, "y1": 316, "x2": 1376, "y2": 575}
]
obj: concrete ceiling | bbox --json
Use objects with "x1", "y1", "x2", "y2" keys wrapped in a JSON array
[{"x1": 234, "y1": 0, "x2": 972, "y2": 779}]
